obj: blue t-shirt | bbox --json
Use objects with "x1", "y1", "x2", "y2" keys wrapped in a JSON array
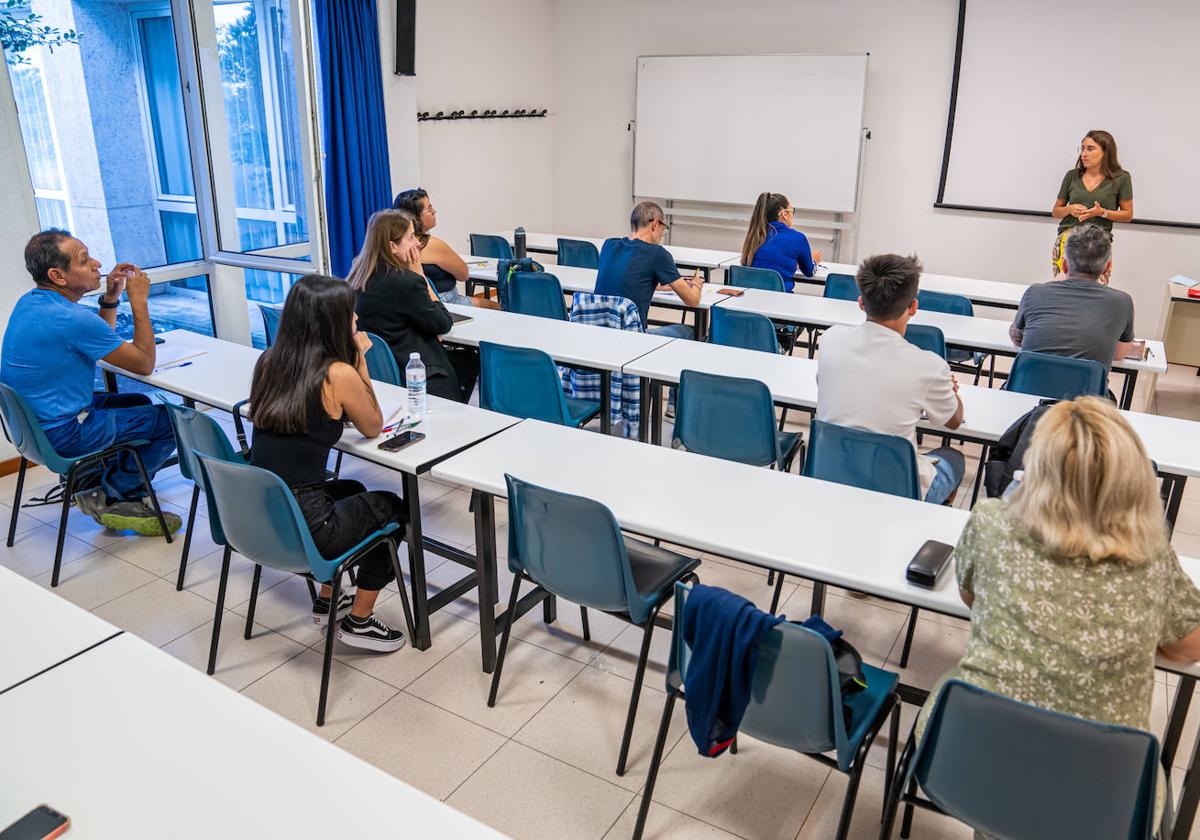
[
  {"x1": 593, "y1": 237, "x2": 680, "y2": 328},
  {"x1": 749, "y1": 221, "x2": 816, "y2": 293},
  {"x1": 1, "y1": 289, "x2": 123, "y2": 429}
]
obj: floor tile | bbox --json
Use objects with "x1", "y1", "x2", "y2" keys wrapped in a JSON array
[
  {"x1": 180, "y1": 546, "x2": 291, "y2": 609},
  {"x1": 91, "y1": 578, "x2": 216, "y2": 646},
  {"x1": 694, "y1": 557, "x2": 796, "y2": 613},
  {"x1": 32, "y1": 549, "x2": 156, "y2": 611},
  {"x1": 334, "y1": 609, "x2": 480, "y2": 690},
  {"x1": 590, "y1": 621, "x2": 673, "y2": 685},
  {"x1": 883, "y1": 617, "x2": 969, "y2": 693},
  {"x1": 164, "y1": 612, "x2": 306, "y2": 690},
  {"x1": 604, "y1": 799, "x2": 742, "y2": 840},
  {"x1": 103, "y1": 512, "x2": 220, "y2": 579},
  {"x1": 0, "y1": 522, "x2": 99, "y2": 578}
]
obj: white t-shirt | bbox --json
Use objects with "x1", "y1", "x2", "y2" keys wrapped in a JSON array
[{"x1": 816, "y1": 322, "x2": 961, "y2": 496}]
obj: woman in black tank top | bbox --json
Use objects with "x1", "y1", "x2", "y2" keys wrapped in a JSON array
[
  {"x1": 393, "y1": 187, "x2": 500, "y2": 310},
  {"x1": 249, "y1": 275, "x2": 409, "y2": 653}
]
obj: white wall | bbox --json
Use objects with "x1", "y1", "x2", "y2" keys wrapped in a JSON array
[{"x1": 549, "y1": 0, "x2": 1200, "y2": 336}]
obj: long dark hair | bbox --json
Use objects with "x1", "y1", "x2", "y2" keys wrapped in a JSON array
[
  {"x1": 740, "y1": 192, "x2": 790, "y2": 265},
  {"x1": 249, "y1": 274, "x2": 360, "y2": 434},
  {"x1": 1075, "y1": 130, "x2": 1124, "y2": 180},
  {"x1": 393, "y1": 187, "x2": 431, "y2": 246}
]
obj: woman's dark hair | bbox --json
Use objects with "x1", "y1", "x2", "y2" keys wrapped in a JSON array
[
  {"x1": 1075, "y1": 130, "x2": 1124, "y2": 180},
  {"x1": 740, "y1": 192, "x2": 790, "y2": 265},
  {"x1": 249, "y1": 274, "x2": 359, "y2": 434},
  {"x1": 393, "y1": 187, "x2": 430, "y2": 244}
]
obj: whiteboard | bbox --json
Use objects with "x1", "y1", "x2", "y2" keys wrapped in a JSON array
[
  {"x1": 938, "y1": 0, "x2": 1200, "y2": 228},
  {"x1": 634, "y1": 54, "x2": 868, "y2": 212}
]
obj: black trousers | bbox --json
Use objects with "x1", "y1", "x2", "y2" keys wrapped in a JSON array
[
  {"x1": 428, "y1": 346, "x2": 480, "y2": 404},
  {"x1": 293, "y1": 479, "x2": 406, "y2": 591}
]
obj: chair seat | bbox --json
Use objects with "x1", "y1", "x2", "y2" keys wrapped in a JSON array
[
  {"x1": 778, "y1": 431, "x2": 801, "y2": 456},
  {"x1": 948, "y1": 348, "x2": 986, "y2": 367},
  {"x1": 625, "y1": 537, "x2": 702, "y2": 602},
  {"x1": 45, "y1": 437, "x2": 152, "y2": 475},
  {"x1": 564, "y1": 396, "x2": 602, "y2": 427},
  {"x1": 840, "y1": 662, "x2": 900, "y2": 770}
]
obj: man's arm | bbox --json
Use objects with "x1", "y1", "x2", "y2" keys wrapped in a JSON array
[
  {"x1": 1008, "y1": 323, "x2": 1023, "y2": 346},
  {"x1": 666, "y1": 269, "x2": 704, "y2": 308},
  {"x1": 98, "y1": 263, "x2": 132, "y2": 328},
  {"x1": 100, "y1": 268, "x2": 155, "y2": 376}
]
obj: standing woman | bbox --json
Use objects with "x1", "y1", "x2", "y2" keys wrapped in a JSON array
[
  {"x1": 1050, "y1": 130, "x2": 1133, "y2": 280},
  {"x1": 348, "y1": 210, "x2": 480, "y2": 403},
  {"x1": 393, "y1": 187, "x2": 499, "y2": 309},
  {"x1": 249, "y1": 275, "x2": 409, "y2": 652},
  {"x1": 739, "y1": 191, "x2": 823, "y2": 292}
]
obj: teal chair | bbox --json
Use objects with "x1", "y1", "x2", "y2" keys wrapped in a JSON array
[
  {"x1": 673, "y1": 369, "x2": 802, "y2": 474},
  {"x1": 491, "y1": 475, "x2": 700, "y2": 775},
  {"x1": 917, "y1": 290, "x2": 991, "y2": 385},
  {"x1": 363, "y1": 332, "x2": 402, "y2": 385},
  {"x1": 903, "y1": 324, "x2": 947, "y2": 358},
  {"x1": 0, "y1": 382, "x2": 173, "y2": 587},
  {"x1": 634, "y1": 582, "x2": 901, "y2": 840},
  {"x1": 469, "y1": 233, "x2": 513, "y2": 260},
  {"x1": 556, "y1": 237, "x2": 599, "y2": 269},
  {"x1": 824, "y1": 273, "x2": 859, "y2": 301},
  {"x1": 162, "y1": 404, "x2": 245, "y2": 592},
  {"x1": 1005, "y1": 350, "x2": 1107, "y2": 400},
  {"x1": 709, "y1": 307, "x2": 778, "y2": 353},
  {"x1": 478, "y1": 341, "x2": 600, "y2": 427},
  {"x1": 257, "y1": 303, "x2": 283, "y2": 347},
  {"x1": 507, "y1": 272, "x2": 568, "y2": 320},
  {"x1": 882, "y1": 680, "x2": 1163, "y2": 840},
  {"x1": 198, "y1": 454, "x2": 415, "y2": 727},
  {"x1": 727, "y1": 265, "x2": 801, "y2": 354}
]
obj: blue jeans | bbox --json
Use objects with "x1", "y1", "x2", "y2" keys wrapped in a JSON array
[
  {"x1": 924, "y1": 446, "x2": 966, "y2": 505},
  {"x1": 42, "y1": 393, "x2": 177, "y2": 502},
  {"x1": 438, "y1": 289, "x2": 473, "y2": 306},
  {"x1": 650, "y1": 323, "x2": 694, "y2": 409}
]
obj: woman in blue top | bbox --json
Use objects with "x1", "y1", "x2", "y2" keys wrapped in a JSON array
[{"x1": 740, "y1": 192, "x2": 822, "y2": 292}]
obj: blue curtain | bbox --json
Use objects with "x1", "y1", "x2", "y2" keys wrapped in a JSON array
[{"x1": 314, "y1": 0, "x2": 393, "y2": 277}]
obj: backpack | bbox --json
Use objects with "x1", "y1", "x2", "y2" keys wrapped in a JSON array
[
  {"x1": 496, "y1": 257, "x2": 543, "y2": 311},
  {"x1": 983, "y1": 401, "x2": 1056, "y2": 498}
]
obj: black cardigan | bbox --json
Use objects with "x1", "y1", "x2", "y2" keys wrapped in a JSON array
[{"x1": 355, "y1": 265, "x2": 455, "y2": 381}]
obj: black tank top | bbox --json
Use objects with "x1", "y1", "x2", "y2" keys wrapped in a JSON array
[
  {"x1": 250, "y1": 397, "x2": 343, "y2": 489},
  {"x1": 424, "y1": 262, "x2": 457, "y2": 295}
]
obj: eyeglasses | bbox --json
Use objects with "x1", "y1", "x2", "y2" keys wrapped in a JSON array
[{"x1": 656, "y1": 218, "x2": 671, "y2": 230}]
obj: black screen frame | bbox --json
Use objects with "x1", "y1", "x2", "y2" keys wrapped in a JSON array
[{"x1": 394, "y1": 0, "x2": 415, "y2": 77}]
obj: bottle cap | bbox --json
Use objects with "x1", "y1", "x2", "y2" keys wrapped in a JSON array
[{"x1": 409, "y1": 352, "x2": 420, "y2": 359}]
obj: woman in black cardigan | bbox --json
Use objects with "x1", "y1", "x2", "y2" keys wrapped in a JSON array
[{"x1": 347, "y1": 210, "x2": 479, "y2": 403}]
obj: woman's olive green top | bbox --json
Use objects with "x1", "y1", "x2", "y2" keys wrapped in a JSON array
[{"x1": 1057, "y1": 168, "x2": 1133, "y2": 234}]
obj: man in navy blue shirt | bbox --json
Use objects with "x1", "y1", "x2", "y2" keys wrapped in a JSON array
[
  {"x1": 1, "y1": 230, "x2": 180, "y2": 536},
  {"x1": 594, "y1": 201, "x2": 703, "y2": 337}
]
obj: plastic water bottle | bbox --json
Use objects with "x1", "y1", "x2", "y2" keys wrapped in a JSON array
[
  {"x1": 514, "y1": 226, "x2": 526, "y2": 260},
  {"x1": 405, "y1": 352, "x2": 427, "y2": 418}
]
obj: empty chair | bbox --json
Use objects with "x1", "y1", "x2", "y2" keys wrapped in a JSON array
[
  {"x1": 634, "y1": 582, "x2": 901, "y2": 840},
  {"x1": 363, "y1": 331, "x2": 402, "y2": 385},
  {"x1": 882, "y1": 679, "x2": 1162, "y2": 840},
  {"x1": 163, "y1": 404, "x2": 245, "y2": 591},
  {"x1": 490, "y1": 475, "x2": 700, "y2": 776},
  {"x1": 823, "y1": 273, "x2": 859, "y2": 301},
  {"x1": 0, "y1": 382, "x2": 173, "y2": 587},
  {"x1": 917, "y1": 290, "x2": 991, "y2": 384},
  {"x1": 257, "y1": 303, "x2": 283, "y2": 348},
  {"x1": 1005, "y1": 350, "x2": 1107, "y2": 401},
  {"x1": 673, "y1": 369, "x2": 802, "y2": 473},
  {"x1": 904, "y1": 324, "x2": 947, "y2": 358},
  {"x1": 507, "y1": 271, "x2": 568, "y2": 320},
  {"x1": 728, "y1": 263, "x2": 786, "y2": 292},
  {"x1": 710, "y1": 307, "x2": 779, "y2": 354},
  {"x1": 198, "y1": 454, "x2": 415, "y2": 726},
  {"x1": 556, "y1": 237, "x2": 600, "y2": 269},
  {"x1": 469, "y1": 233, "x2": 513, "y2": 260},
  {"x1": 479, "y1": 341, "x2": 600, "y2": 427}
]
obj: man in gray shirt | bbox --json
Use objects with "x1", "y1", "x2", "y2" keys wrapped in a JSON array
[{"x1": 1009, "y1": 223, "x2": 1143, "y2": 372}]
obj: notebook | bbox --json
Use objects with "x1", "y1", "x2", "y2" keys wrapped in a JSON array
[{"x1": 450, "y1": 312, "x2": 474, "y2": 325}]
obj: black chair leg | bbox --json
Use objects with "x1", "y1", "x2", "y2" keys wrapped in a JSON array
[
  {"x1": 385, "y1": 539, "x2": 417, "y2": 642},
  {"x1": 50, "y1": 470, "x2": 75, "y2": 588},
  {"x1": 632, "y1": 693, "x2": 678, "y2": 840},
  {"x1": 580, "y1": 606, "x2": 591, "y2": 641},
  {"x1": 176, "y1": 485, "x2": 200, "y2": 591},
  {"x1": 332, "y1": 450, "x2": 344, "y2": 478},
  {"x1": 880, "y1": 735, "x2": 915, "y2": 840},
  {"x1": 767, "y1": 569, "x2": 775, "y2": 586},
  {"x1": 206, "y1": 546, "x2": 232, "y2": 675},
  {"x1": 884, "y1": 704, "x2": 901, "y2": 818},
  {"x1": 7, "y1": 457, "x2": 26, "y2": 547},
  {"x1": 769, "y1": 572, "x2": 786, "y2": 615},
  {"x1": 130, "y1": 449, "x2": 172, "y2": 545},
  {"x1": 778, "y1": 407, "x2": 789, "y2": 431},
  {"x1": 730, "y1": 736, "x2": 738, "y2": 755},
  {"x1": 617, "y1": 614, "x2": 658, "y2": 776},
  {"x1": 836, "y1": 761, "x2": 867, "y2": 840},
  {"x1": 970, "y1": 444, "x2": 989, "y2": 506},
  {"x1": 898, "y1": 608, "x2": 919, "y2": 668},
  {"x1": 487, "y1": 575, "x2": 524, "y2": 708},
  {"x1": 244, "y1": 564, "x2": 262, "y2": 639},
  {"x1": 305, "y1": 578, "x2": 319, "y2": 603},
  {"x1": 899, "y1": 775, "x2": 918, "y2": 839},
  {"x1": 316, "y1": 571, "x2": 342, "y2": 727}
]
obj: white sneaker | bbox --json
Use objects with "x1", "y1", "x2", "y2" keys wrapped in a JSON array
[{"x1": 337, "y1": 613, "x2": 407, "y2": 653}]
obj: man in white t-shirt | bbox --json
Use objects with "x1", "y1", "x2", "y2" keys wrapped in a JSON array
[{"x1": 816, "y1": 254, "x2": 966, "y2": 504}]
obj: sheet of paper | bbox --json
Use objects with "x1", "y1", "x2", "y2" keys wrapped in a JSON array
[
  {"x1": 153, "y1": 344, "x2": 207, "y2": 370},
  {"x1": 1170, "y1": 274, "x2": 1199, "y2": 288}
]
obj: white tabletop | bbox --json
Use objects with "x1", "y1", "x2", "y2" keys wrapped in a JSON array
[
  {"x1": 0, "y1": 566, "x2": 120, "y2": 693},
  {"x1": 713, "y1": 288, "x2": 1167, "y2": 374},
  {"x1": 487, "y1": 230, "x2": 737, "y2": 269},
  {"x1": 443, "y1": 302, "x2": 676, "y2": 372},
  {"x1": 807, "y1": 261, "x2": 1027, "y2": 309},
  {"x1": 0, "y1": 633, "x2": 505, "y2": 839}
]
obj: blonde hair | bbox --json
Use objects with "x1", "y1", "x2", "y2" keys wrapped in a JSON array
[
  {"x1": 1007, "y1": 397, "x2": 1167, "y2": 564},
  {"x1": 345, "y1": 209, "x2": 415, "y2": 292}
]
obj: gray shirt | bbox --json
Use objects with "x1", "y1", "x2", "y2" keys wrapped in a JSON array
[{"x1": 1012, "y1": 277, "x2": 1134, "y2": 372}]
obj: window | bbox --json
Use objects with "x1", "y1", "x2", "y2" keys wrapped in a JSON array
[
  {"x1": 9, "y1": 50, "x2": 71, "y2": 231},
  {"x1": 244, "y1": 269, "x2": 305, "y2": 348}
]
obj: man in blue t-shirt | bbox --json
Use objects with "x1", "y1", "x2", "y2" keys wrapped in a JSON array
[{"x1": 0, "y1": 230, "x2": 180, "y2": 536}]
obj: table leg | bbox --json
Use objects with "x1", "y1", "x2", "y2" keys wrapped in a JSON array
[
  {"x1": 696, "y1": 308, "x2": 709, "y2": 342},
  {"x1": 650, "y1": 381, "x2": 663, "y2": 447},
  {"x1": 1165, "y1": 475, "x2": 1187, "y2": 538},
  {"x1": 638, "y1": 377, "x2": 651, "y2": 443},
  {"x1": 103, "y1": 369, "x2": 119, "y2": 393},
  {"x1": 402, "y1": 472, "x2": 431, "y2": 651},
  {"x1": 1164, "y1": 676, "x2": 1195, "y2": 769},
  {"x1": 1119, "y1": 370, "x2": 1138, "y2": 411},
  {"x1": 472, "y1": 490, "x2": 500, "y2": 673},
  {"x1": 1173, "y1": 677, "x2": 1200, "y2": 840},
  {"x1": 600, "y1": 370, "x2": 612, "y2": 435}
]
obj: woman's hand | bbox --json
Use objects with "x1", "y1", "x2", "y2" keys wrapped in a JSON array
[
  {"x1": 812, "y1": 248, "x2": 823, "y2": 265},
  {"x1": 353, "y1": 330, "x2": 372, "y2": 357},
  {"x1": 1067, "y1": 203, "x2": 1090, "y2": 219},
  {"x1": 401, "y1": 241, "x2": 424, "y2": 271}
]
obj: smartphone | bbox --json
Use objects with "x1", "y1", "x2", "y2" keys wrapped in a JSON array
[
  {"x1": 716, "y1": 287, "x2": 745, "y2": 296},
  {"x1": 378, "y1": 430, "x2": 425, "y2": 452},
  {"x1": 0, "y1": 806, "x2": 70, "y2": 840}
]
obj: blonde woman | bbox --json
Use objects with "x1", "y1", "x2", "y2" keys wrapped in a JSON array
[
  {"x1": 347, "y1": 210, "x2": 479, "y2": 403},
  {"x1": 917, "y1": 397, "x2": 1200, "y2": 824}
]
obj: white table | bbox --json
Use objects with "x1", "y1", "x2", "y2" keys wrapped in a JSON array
[
  {"x1": 486, "y1": 230, "x2": 737, "y2": 279},
  {"x1": 0, "y1": 566, "x2": 121, "y2": 694},
  {"x1": 100, "y1": 331, "x2": 522, "y2": 652},
  {"x1": 0, "y1": 632, "x2": 504, "y2": 839}
]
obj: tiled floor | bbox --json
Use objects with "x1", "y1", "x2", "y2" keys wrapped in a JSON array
[{"x1": 4, "y1": 362, "x2": 1200, "y2": 839}]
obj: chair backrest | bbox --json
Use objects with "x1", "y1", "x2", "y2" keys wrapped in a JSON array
[
  {"x1": 709, "y1": 307, "x2": 779, "y2": 354},
  {"x1": 728, "y1": 264, "x2": 786, "y2": 292},
  {"x1": 823, "y1": 273, "x2": 858, "y2": 301},
  {"x1": 668, "y1": 583, "x2": 854, "y2": 767},
  {"x1": 196, "y1": 454, "x2": 337, "y2": 579},
  {"x1": 913, "y1": 680, "x2": 1159, "y2": 840},
  {"x1": 673, "y1": 369, "x2": 779, "y2": 468},
  {"x1": 803, "y1": 419, "x2": 921, "y2": 500},
  {"x1": 364, "y1": 332, "x2": 402, "y2": 385},
  {"x1": 917, "y1": 290, "x2": 973, "y2": 317},
  {"x1": 1005, "y1": 350, "x2": 1107, "y2": 400},
  {"x1": 0, "y1": 382, "x2": 72, "y2": 475},
  {"x1": 257, "y1": 303, "x2": 283, "y2": 348},
  {"x1": 556, "y1": 237, "x2": 599, "y2": 269},
  {"x1": 507, "y1": 272, "x2": 568, "y2": 321},
  {"x1": 163, "y1": 403, "x2": 243, "y2": 546},
  {"x1": 478, "y1": 341, "x2": 571, "y2": 425},
  {"x1": 469, "y1": 233, "x2": 513, "y2": 260},
  {"x1": 505, "y1": 474, "x2": 659, "y2": 622},
  {"x1": 904, "y1": 324, "x2": 947, "y2": 358}
]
